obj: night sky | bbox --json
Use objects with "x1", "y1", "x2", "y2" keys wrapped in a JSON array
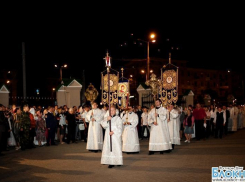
[{"x1": 1, "y1": 5, "x2": 243, "y2": 97}]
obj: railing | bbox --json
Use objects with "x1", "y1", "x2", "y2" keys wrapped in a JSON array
[
  {"x1": 141, "y1": 93, "x2": 154, "y2": 108},
  {"x1": 9, "y1": 96, "x2": 56, "y2": 107}
]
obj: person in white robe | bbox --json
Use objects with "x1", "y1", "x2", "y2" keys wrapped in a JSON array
[
  {"x1": 232, "y1": 105, "x2": 238, "y2": 132},
  {"x1": 82, "y1": 104, "x2": 90, "y2": 142},
  {"x1": 148, "y1": 99, "x2": 172, "y2": 155},
  {"x1": 167, "y1": 104, "x2": 181, "y2": 150},
  {"x1": 237, "y1": 106, "x2": 243, "y2": 129},
  {"x1": 242, "y1": 106, "x2": 245, "y2": 128},
  {"x1": 86, "y1": 101, "x2": 103, "y2": 152},
  {"x1": 121, "y1": 105, "x2": 140, "y2": 154},
  {"x1": 100, "y1": 104, "x2": 108, "y2": 140},
  {"x1": 227, "y1": 105, "x2": 234, "y2": 132},
  {"x1": 101, "y1": 105, "x2": 123, "y2": 168},
  {"x1": 101, "y1": 105, "x2": 108, "y2": 117}
]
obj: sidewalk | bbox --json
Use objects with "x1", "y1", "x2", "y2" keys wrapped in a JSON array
[{"x1": 0, "y1": 129, "x2": 245, "y2": 182}]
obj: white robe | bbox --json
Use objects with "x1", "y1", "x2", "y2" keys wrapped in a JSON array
[
  {"x1": 243, "y1": 109, "x2": 245, "y2": 128},
  {"x1": 167, "y1": 109, "x2": 181, "y2": 145},
  {"x1": 121, "y1": 112, "x2": 140, "y2": 152},
  {"x1": 148, "y1": 107, "x2": 172, "y2": 151},
  {"x1": 101, "y1": 115, "x2": 123, "y2": 165},
  {"x1": 7, "y1": 118, "x2": 16, "y2": 146},
  {"x1": 86, "y1": 108, "x2": 103, "y2": 150},
  {"x1": 232, "y1": 107, "x2": 238, "y2": 131}
]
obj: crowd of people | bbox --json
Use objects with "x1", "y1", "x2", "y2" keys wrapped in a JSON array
[{"x1": 0, "y1": 101, "x2": 244, "y2": 168}]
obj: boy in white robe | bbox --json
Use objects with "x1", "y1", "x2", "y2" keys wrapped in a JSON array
[
  {"x1": 86, "y1": 101, "x2": 103, "y2": 152},
  {"x1": 101, "y1": 105, "x2": 123, "y2": 168},
  {"x1": 148, "y1": 99, "x2": 172, "y2": 155},
  {"x1": 121, "y1": 106, "x2": 140, "y2": 154}
]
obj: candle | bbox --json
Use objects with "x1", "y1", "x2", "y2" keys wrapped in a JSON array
[{"x1": 126, "y1": 92, "x2": 129, "y2": 108}]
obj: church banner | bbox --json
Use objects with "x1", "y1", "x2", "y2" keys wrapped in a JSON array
[
  {"x1": 160, "y1": 65, "x2": 178, "y2": 106},
  {"x1": 101, "y1": 71, "x2": 119, "y2": 105},
  {"x1": 118, "y1": 81, "x2": 129, "y2": 109}
]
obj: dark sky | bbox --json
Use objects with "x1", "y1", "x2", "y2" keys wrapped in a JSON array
[{"x1": 1, "y1": 5, "x2": 244, "y2": 96}]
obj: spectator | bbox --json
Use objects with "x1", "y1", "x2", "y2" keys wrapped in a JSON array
[
  {"x1": 46, "y1": 106, "x2": 57, "y2": 146},
  {"x1": 183, "y1": 109, "x2": 194, "y2": 143},
  {"x1": 36, "y1": 109, "x2": 46, "y2": 147},
  {"x1": 213, "y1": 105, "x2": 226, "y2": 139},
  {"x1": 58, "y1": 108, "x2": 66, "y2": 144},
  {"x1": 66, "y1": 108, "x2": 77, "y2": 144},
  {"x1": 203, "y1": 106, "x2": 211, "y2": 139},
  {"x1": 192, "y1": 103, "x2": 206, "y2": 141},
  {"x1": 13, "y1": 108, "x2": 21, "y2": 150}
]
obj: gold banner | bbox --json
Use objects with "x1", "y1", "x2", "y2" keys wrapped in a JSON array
[
  {"x1": 103, "y1": 74, "x2": 119, "y2": 92},
  {"x1": 160, "y1": 69, "x2": 178, "y2": 105}
]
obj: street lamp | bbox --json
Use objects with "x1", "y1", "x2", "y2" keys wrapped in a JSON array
[
  {"x1": 54, "y1": 64, "x2": 68, "y2": 84},
  {"x1": 138, "y1": 33, "x2": 156, "y2": 81}
]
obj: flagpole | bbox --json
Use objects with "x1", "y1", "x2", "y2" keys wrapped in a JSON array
[
  {"x1": 105, "y1": 51, "x2": 112, "y2": 152},
  {"x1": 107, "y1": 66, "x2": 112, "y2": 152}
]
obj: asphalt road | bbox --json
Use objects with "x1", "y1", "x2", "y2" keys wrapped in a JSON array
[{"x1": 1, "y1": 129, "x2": 245, "y2": 182}]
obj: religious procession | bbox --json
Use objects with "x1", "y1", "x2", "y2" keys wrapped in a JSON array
[{"x1": 1, "y1": 52, "x2": 245, "y2": 171}]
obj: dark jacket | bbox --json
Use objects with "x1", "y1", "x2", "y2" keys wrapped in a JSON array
[
  {"x1": 66, "y1": 113, "x2": 76, "y2": 127},
  {"x1": 46, "y1": 112, "x2": 57, "y2": 129},
  {"x1": 0, "y1": 111, "x2": 6, "y2": 132}
]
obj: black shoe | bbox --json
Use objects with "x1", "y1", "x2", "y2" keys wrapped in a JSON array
[
  {"x1": 165, "y1": 150, "x2": 171, "y2": 153},
  {"x1": 117, "y1": 165, "x2": 122, "y2": 167},
  {"x1": 160, "y1": 151, "x2": 164, "y2": 154},
  {"x1": 108, "y1": 165, "x2": 114, "y2": 168},
  {"x1": 148, "y1": 151, "x2": 154, "y2": 155},
  {"x1": 94, "y1": 150, "x2": 98, "y2": 153}
]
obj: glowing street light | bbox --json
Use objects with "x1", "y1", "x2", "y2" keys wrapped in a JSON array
[
  {"x1": 138, "y1": 33, "x2": 156, "y2": 80},
  {"x1": 54, "y1": 64, "x2": 68, "y2": 84},
  {"x1": 6, "y1": 80, "x2": 10, "y2": 84}
]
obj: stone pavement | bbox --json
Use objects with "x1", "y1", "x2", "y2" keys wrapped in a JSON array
[{"x1": 0, "y1": 129, "x2": 245, "y2": 182}]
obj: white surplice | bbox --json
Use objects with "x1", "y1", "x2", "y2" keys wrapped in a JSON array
[
  {"x1": 86, "y1": 108, "x2": 103, "y2": 150},
  {"x1": 232, "y1": 106, "x2": 238, "y2": 131},
  {"x1": 121, "y1": 112, "x2": 140, "y2": 152},
  {"x1": 148, "y1": 107, "x2": 172, "y2": 151},
  {"x1": 167, "y1": 109, "x2": 181, "y2": 145},
  {"x1": 101, "y1": 115, "x2": 123, "y2": 165}
]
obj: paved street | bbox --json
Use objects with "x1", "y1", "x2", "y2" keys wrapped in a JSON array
[{"x1": 1, "y1": 129, "x2": 245, "y2": 182}]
